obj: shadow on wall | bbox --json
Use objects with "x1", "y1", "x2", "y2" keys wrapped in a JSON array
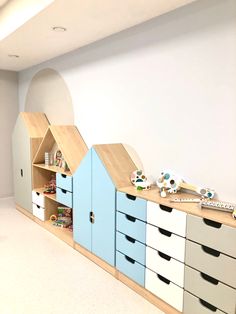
[{"x1": 25, "y1": 68, "x2": 74, "y2": 125}]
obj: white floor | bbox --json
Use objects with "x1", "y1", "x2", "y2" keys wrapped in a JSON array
[{"x1": 0, "y1": 198, "x2": 163, "y2": 314}]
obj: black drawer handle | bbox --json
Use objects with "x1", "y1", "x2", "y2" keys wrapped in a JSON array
[
  {"x1": 36, "y1": 192, "x2": 40, "y2": 196},
  {"x1": 158, "y1": 228, "x2": 172, "y2": 237},
  {"x1": 199, "y1": 298, "x2": 217, "y2": 312},
  {"x1": 157, "y1": 274, "x2": 170, "y2": 285},
  {"x1": 125, "y1": 255, "x2": 135, "y2": 264},
  {"x1": 125, "y1": 214, "x2": 136, "y2": 222},
  {"x1": 61, "y1": 189, "x2": 67, "y2": 194},
  {"x1": 125, "y1": 235, "x2": 136, "y2": 243},
  {"x1": 200, "y1": 272, "x2": 219, "y2": 285},
  {"x1": 36, "y1": 205, "x2": 40, "y2": 209},
  {"x1": 202, "y1": 245, "x2": 220, "y2": 257},
  {"x1": 158, "y1": 251, "x2": 171, "y2": 261},
  {"x1": 61, "y1": 174, "x2": 67, "y2": 178},
  {"x1": 159, "y1": 204, "x2": 172, "y2": 213},
  {"x1": 203, "y1": 218, "x2": 222, "y2": 229},
  {"x1": 126, "y1": 194, "x2": 136, "y2": 201}
]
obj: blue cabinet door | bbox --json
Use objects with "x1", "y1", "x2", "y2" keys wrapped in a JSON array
[
  {"x1": 73, "y1": 150, "x2": 92, "y2": 251},
  {"x1": 91, "y1": 149, "x2": 116, "y2": 266}
]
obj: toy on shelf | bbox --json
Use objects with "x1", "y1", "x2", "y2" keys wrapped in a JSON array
[
  {"x1": 54, "y1": 150, "x2": 69, "y2": 171},
  {"x1": 43, "y1": 175, "x2": 56, "y2": 194},
  {"x1": 130, "y1": 170, "x2": 151, "y2": 190},
  {"x1": 53, "y1": 206, "x2": 72, "y2": 228},
  {"x1": 200, "y1": 199, "x2": 236, "y2": 219},
  {"x1": 156, "y1": 171, "x2": 214, "y2": 199}
]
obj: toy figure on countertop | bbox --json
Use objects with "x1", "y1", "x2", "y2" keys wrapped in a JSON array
[
  {"x1": 43, "y1": 174, "x2": 56, "y2": 194},
  {"x1": 130, "y1": 170, "x2": 151, "y2": 190},
  {"x1": 157, "y1": 170, "x2": 215, "y2": 199}
]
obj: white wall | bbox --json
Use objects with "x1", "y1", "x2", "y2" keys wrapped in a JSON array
[
  {"x1": 0, "y1": 70, "x2": 18, "y2": 198},
  {"x1": 18, "y1": 0, "x2": 236, "y2": 202}
]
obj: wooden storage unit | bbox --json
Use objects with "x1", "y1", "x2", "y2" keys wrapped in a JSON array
[
  {"x1": 12, "y1": 112, "x2": 49, "y2": 212},
  {"x1": 32, "y1": 125, "x2": 88, "y2": 243},
  {"x1": 73, "y1": 144, "x2": 137, "y2": 266}
]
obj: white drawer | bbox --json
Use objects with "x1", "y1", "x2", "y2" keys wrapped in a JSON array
[
  {"x1": 146, "y1": 223, "x2": 186, "y2": 262},
  {"x1": 147, "y1": 201, "x2": 186, "y2": 237},
  {"x1": 145, "y1": 268, "x2": 183, "y2": 312},
  {"x1": 32, "y1": 203, "x2": 46, "y2": 221},
  {"x1": 32, "y1": 191, "x2": 45, "y2": 208},
  {"x1": 146, "y1": 246, "x2": 184, "y2": 287}
]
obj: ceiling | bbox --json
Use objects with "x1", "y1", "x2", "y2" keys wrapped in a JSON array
[{"x1": 0, "y1": 0, "x2": 196, "y2": 72}]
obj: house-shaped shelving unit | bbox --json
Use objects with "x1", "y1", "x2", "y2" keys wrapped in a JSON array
[
  {"x1": 32, "y1": 125, "x2": 88, "y2": 244},
  {"x1": 12, "y1": 112, "x2": 49, "y2": 212},
  {"x1": 73, "y1": 143, "x2": 137, "y2": 266}
]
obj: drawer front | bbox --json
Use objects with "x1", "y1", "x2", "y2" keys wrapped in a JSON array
[
  {"x1": 146, "y1": 223, "x2": 185, "y2": 262},
  {"x1": 184, "y1": 291, "x2": 225, "y2": 314},
  {"x1": 116, "y1": 231, "x2": 146, "y2": 266},
  {"x1": 32, "y1": 203, "x2": 45, "y2": 221},
  {"x1": 56, "y1": 187, "x2": 72, "y2": 208},
  {"x1": 116, "y1": 211, "x2": 146, "y2": 244},
  {"x1": 147, "y1": 201, "x2": 186, "y2": 237},
  {"x1": 146, "y1": 246, "x2": 184, "y2": 287},
  {"x1": 32, "y1": 191, "x2": 45, "y2": 208},
  {"x1": 187, "y1": 214, "x2": 236, "y2": 258},
  {"x1": 186, "y1": 240, "x2": 236, "y2": 289},
  {"x1": 185, "y1": 265, "x2": 236, "y2": 314},
  {"x1": 56, "y1": 173, "x2": 73, "y2": 192},
  {"x1": 145, "y1": 268, "x2": 183, "y2": 312},
  {"x1": 116, "y1": 191, "x2": 147, "y2": 221},
  {"x1": 116, "y1": 251, "x2": 145, "y2": 286}
]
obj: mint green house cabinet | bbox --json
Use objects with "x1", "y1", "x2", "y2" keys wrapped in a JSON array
[{"x1": 73, "y1": 144, "x2": 136, "y2": 266}]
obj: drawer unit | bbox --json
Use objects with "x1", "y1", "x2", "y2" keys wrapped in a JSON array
[
  {"x1": 116, "y1": 211, "x2": 146, "y2": 244},
  {"x1": 116, "y1": 251, "x2": 145, "y2": 286},
  {"x1": 32, "y1": 191, "x2": 45, "y2": 208},
  {"x1": 146, "y1": 223, "x2": 185, "y2": 262},
  {"x1": 185, "y1": 265, "x2": 236, "y2": 314},
  {"x1": 145, "y1": 268, "x2": 183, "y2": 312},
  {"x1": 147, "y1": 201, "x2": 186, "y2": 237},
  {"x1": 146, "y1": 246, "x2": 184, "y2": 287},
  {"x1": 56, "y1": 187, "x2": 72, "y2": 208},
  {"x1": 187, "y1": 214, "x2": 236, "y2": 258},
  {"x1": 32, "y1": 203, "x2": 46, "y2": 221},
  {"x1": 116, "y1": 231, "x2": 146, "y2": 266},
  {"x1": 186, "y1": 239, "x2": 236, "y2": 289},
  {"x1": 56, "y1": 173, "x2": 73, "y2": 192},
  {"x1": 116, "y1": 192, "x2": 147, "y2": 221},
  {"x1": 184, "y1": 291, "x2": 225, "y2": 314}
]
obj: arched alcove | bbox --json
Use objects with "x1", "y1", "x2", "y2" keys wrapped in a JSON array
[{"x1": 25, "y1": 68, "x2": 74, "y2": 124}]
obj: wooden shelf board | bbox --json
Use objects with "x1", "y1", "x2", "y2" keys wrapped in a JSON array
[
  {"x1": 33, "y1": 163, "x2": 72, "y2": 176},
  {"x1": 118, "y1": 186, "x2": 236, "y2": 228}
]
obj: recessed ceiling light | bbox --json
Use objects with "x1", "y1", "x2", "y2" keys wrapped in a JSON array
[
  {"x1": 52, "y1": 26, "x2": 67, "y2": 32},
  {"x1": 8, "y1": 54, "x2": 19, "y2": 58}
]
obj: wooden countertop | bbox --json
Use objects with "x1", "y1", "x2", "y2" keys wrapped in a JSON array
[{"x1": 118, "y1": 186, "x2": 236, "y2": 228}]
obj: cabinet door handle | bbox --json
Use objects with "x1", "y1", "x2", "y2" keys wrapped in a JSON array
[
  {"x1": 125, "y1": 255, "x2": 135, "y2": 264},
  {"x1": 20, "y1": 169, "x2": 23, "y2": 177},
  {"x1": 203, "y1": 218, "x2": 222, "y2": 229},
  {"x1": 157, "y1": 274, "x2": 170, "y2": 285},
  {"x1": 125, "y1": 235, "x2": 136, "y2": 243},
  {"x1": 200, "y1": 272, "x2": 219, "y2": 285},
  {"x1": 158, "y1": 227, "x2": 172, "y2": 237},
  {"x1": 201, "y1": 245, "x2": 220, "y2": 257},
  {"x1": 125, "y1": 214, "x2": 136, "y2": 222},
  {"x1": 159, "y1": 204, "x2": 172, "y2": 213},
  {"x1": 158, "y1": 251, "x2": 171, "y2": 261},
  {"x1": 199, "y1": 299, "x2": 217, "y2": 312},
  {"x1": 89, "y1": 211, "x2": 95, "y2": 224},
  {"x1": 126, "y1": 194, "x2": 136, "y2": 201}
]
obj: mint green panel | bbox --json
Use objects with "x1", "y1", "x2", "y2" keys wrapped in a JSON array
[
  {"x1": 73, "y1": 150, "x2": 92, "y2": 251},
  {"x1": 12, "y1": 116, "x2": 32, "y2": 212},
  {"x1": 91, "y1": 149, "x2": 116, "y2": 266}
]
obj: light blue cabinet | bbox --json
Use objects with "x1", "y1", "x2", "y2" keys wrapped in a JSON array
[{"x1": 73, "y1": 148, "x2": 116, "y2": 266}]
